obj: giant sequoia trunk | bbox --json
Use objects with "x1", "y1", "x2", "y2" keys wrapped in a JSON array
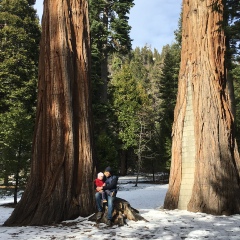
[
  {"x1": 4, "y1": 0, "x2": 95, "y2": 226},
  {"x1": 164, "y1": 0, "x2": 240, "y2": 215}
]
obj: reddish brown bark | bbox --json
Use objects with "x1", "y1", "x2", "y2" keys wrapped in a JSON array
[
  {"x1": 4, "y1": 0, "x2": 95, "y2": 226},
  {"x1": 164, "y1": 0, "x2": 240, "y2": 214}
]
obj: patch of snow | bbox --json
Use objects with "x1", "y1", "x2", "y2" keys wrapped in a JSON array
[{"x1": 1, "y1": 176, "x2": 240, "y2": 239}]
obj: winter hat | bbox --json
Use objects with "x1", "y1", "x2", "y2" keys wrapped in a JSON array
[
  {"x1": 97, "y1": 172, "x2": 104, "y2": 179},
  {"x1": 104, "y1": 166, "x2": 112, "y2": 174}
]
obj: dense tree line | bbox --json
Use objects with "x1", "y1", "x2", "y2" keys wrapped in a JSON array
[
  {"x1": 88, "y1": 0, "x2": 134, "y2": 172},
  {"x1": 1, "y1": 0, "x2": 240, "y2": 199},
  {"x1": 0, "y1": 0, "x2": 41, "y2": 201},
  {"x1": 227, "y1": 0, "x2": 240, "y2": 145},
  {"x1": 108, "y1": 44, "x2": 180, "y2": 178}
]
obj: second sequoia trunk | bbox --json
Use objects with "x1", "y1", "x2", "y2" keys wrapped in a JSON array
[{"x1": 164, "y1": 0, "x2": 240, "y2": 215}]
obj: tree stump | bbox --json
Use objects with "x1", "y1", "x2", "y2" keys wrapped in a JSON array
[{"x1": 88, "y1": 197, "x2": 147, "y2": 226}]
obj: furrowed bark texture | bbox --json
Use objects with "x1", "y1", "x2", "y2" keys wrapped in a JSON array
[
  {"x1": 4, "y1": 0, "x2": 95, "y2": 226},
  {"x1": 164, "y1": 0, "x2": 240, "y2": 215}
]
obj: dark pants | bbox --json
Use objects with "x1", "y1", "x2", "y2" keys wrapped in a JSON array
[
  {"x1": 101, "y1": 191, "x2": 106, "y2": 200},
  {"x1": 95, "y1": 191, "x2": 116, "y2": 220}
]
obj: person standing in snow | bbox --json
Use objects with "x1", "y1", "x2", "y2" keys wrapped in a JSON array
[{"x1": 95, "y1": 166, "x2": 118, "y2": 226}]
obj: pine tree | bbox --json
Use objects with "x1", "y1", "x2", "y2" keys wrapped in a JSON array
[
  {"x1": 110, "y1": 48, "x2": 158, "y2": 175},
  {"x1": 159, "y1": 44, "x2": 180, "y2": 164},
  {"x1": 0, "y1": 0, "x2": 40, "y2": 113},
  {"x1": 89, "y1": 0, "x2": 134, "y2": 102},
  {"x1": 89, "y1": 0, "x2": 134, "y2": 172},
  {"x1": 225, "y1": 0, "x2": 240, "y2": 58},
  {"x1": 233, "y1": 64, "x2": 240, "y2": 145},
  {"x1": 0, "y1": 0, "x2": 41, "y2": 198},
  {"x1": 225, "y1": 0, "x2": 240, "y2": 147}
]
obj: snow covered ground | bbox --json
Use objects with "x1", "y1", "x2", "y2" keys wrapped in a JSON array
[{"x1": 1, "y1": 176, "x2": 240, "y2": 239}]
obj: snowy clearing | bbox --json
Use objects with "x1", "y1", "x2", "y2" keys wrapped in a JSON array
[{"x1": 1, "y1": 176, "x2": 240, "y2": 239}]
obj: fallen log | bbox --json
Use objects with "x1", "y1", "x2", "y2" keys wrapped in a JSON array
[{"x1": 88, "y1": 197, "x2": 147, "y2": 226}]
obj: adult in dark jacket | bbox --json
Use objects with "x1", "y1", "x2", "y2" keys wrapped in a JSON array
[{"x1": 95, "y1": 166, "x2": 118, "y2": 226}]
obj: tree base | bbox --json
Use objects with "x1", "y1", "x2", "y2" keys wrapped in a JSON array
[{"x1": 88, "y1": 197, "x2": 147, "y2": 226}]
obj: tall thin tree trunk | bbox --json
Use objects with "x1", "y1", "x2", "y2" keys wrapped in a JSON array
[
  {"x1": 120, "y1": 149, "x2": 127, "y2": 176},
  {"x1": 4, "y1": 0, "x2": 95, "y2": 226},
  {"x1": 14, "y1": 144, "x2": 21, "y2": 205},
  {"x1": 14, "y1": 173, "x2": 18, "y2": 205},
  {"x1": 101, "y1": 51, "x2": 108, "y2": 103},
  {"x1": 135, "y1": 122, "x2": 143, "y2": 187},
  {"x1": 164, "y1": 0, "x2": 240, "y2": 215},
  {"x1": 100, "y1": 6, "x2": 109, "y2": 103},
  {"x1": 4, "y1": 173, "x2": 8, "y2": 186},
  {"x1": 152, "y1": 161, "x2": 155, "y2": 183}
]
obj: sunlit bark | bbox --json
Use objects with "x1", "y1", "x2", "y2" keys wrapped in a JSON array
[
  {"x1": 164, "y1": 0, "x2": 240, "y2": 215},
  {"x1": 4, "y1": 0, "x2": 95, "y2": 226}
]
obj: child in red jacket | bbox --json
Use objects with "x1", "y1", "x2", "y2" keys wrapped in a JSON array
[{"x1": 94, "y1": 172, "x2": 107, "y2": 203}]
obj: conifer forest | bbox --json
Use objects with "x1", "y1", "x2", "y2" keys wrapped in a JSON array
[{"x1": 0, "y1": 0, "x2": 240, "y2": 226}]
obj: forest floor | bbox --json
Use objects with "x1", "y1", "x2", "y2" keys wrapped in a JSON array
[{"x1": 1, "y1": 175, "x2": 240, "y2": 239}]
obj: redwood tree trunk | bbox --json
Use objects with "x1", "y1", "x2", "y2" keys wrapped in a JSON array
[
  {"x1": 4, "y1": 0, "x2": 95, "y2": 226},
  {"x1": 164, "y1": 0, "x2": 240, "y2": 215}
]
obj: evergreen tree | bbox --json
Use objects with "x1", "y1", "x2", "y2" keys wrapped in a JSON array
[
  {"x1": 142, "y1": 50, "x2": 164, "y2": 176},
  {"x1": 225, "y1": 0, "x2": 240, "y2": 58},
  {"x1": 232, "y1": 62, "x2": 240, "y2": 146},
  {"x1": 89, "y1": 0, "x2": 134, "y2": 104},
  {"x1": 225, "y1": 0, "x2": 240, "y2": 147},
  {"x1": 158, "y1": 44, "x2": 180, "y2": 164},
  {"x1": 110, "y1": 47, "x2": 162, "y2": 175},
  {"x1": 0, "y1": 0, "x2": 40, "y2": 113},
  {"x1": 111, "y1": 63, "x2": 148, "y2": 149},
  {"x1": 0, "y1": 0, "x2": 41, "y2": 196},
  {"x1": 0, "y1": 103, "x2": 32, "y2": 202},
  {"x1": 89, "y1": 0, "x2": 134, "y2": 171}
]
